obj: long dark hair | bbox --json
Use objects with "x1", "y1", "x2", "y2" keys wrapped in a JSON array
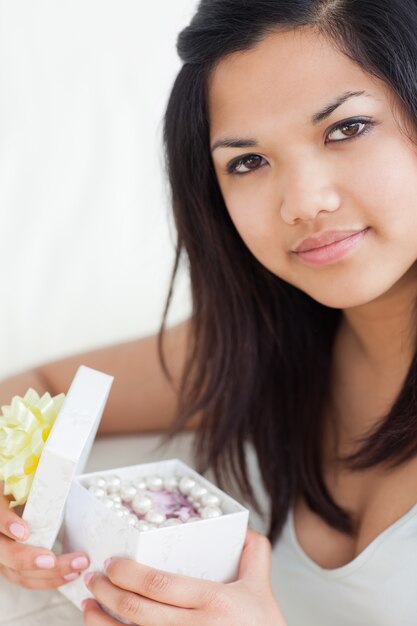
[{"x1": 159, "y1": 0, "x2": 417, "y2": 543}]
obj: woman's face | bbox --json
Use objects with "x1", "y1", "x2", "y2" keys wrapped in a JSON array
[{"x1": 208, "y1": 28, "x2": 417, "y2": 309}]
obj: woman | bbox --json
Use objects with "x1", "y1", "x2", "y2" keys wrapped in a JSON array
[{"x1": 2, "y1": 0, "x2": 417, "y2": 623}]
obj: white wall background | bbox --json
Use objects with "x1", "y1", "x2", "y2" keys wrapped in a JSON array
[{"x1": 0, "y1": 0, "x2": 198, "y2": 379}]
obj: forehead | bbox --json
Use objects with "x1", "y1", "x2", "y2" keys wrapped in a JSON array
[{"x1": 207, "y1": 27, "x2": 387, "y2": 138}]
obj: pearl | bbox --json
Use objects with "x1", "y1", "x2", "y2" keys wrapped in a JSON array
[
  {"x1": 145, "y1": 475, "x2": 164, "y2": 491},
  {"x1": 92, "y1": 477, "x2": 107, "y2": 490},
  {"x1": 120, "y1": 484, "x2": 137, "y2": 502},
  {"x1": 200, "y1": 506, "x2": 222, "y2": 519},
  {"x1": 113, "y1": 504, "x2": 130, "y2": 516},
  {"x1": 115, "y1": 504, "x2": 130, "y2": 517},
  {"x1": 106, "y1": 476, "x2": 122, "y2": 494},
  {"x1": 89, "y1": 472, "x2": 225, "y2": 527},
  {"x1": 190, "y1": 484, "x2": 208, "y2": 500},
  {"x1": 179, "y1": 476, "x2": 196, "y2": 495},
  {"x1": 89, "y1": 486, "x2": 106, "y2": 499},
  {"x1": 163, "y1": 476, "x2": 179, "y2": 491},
  {"x1": 132, "y1": 494, "x2": 153, "y2": 515},
  {"x1": 200, "y1": 493, "x2": 221, "y2": 507},
  {"x1": 145, "y1": 510, "x2": 166, "y2": 525}
]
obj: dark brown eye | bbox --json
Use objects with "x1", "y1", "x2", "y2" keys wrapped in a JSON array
[
  {"x1": 341, "y1": 122, "x2": 361, "y2": 137},
  {"x1": 241, "y1": 155, "x2": 262, "y2": 169},
  {"x1": 227, "y1": 154, "x2": 267, "y2": 175},
  {"x1": 326, "y1": 119, "x2": 373, "y2": 143}
]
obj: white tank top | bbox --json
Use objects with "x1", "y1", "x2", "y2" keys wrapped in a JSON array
[{"x1": 272, "y1": 502, "x2": 417, "y2": 626}]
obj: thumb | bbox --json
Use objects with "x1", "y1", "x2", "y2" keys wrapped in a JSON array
[{"x1": 238, "y1": 528, "x2": 272, "y2": 587}]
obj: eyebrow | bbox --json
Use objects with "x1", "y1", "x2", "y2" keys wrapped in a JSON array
[{"x1": 210, "y1": 89, "x2": 370, "y2": 152}]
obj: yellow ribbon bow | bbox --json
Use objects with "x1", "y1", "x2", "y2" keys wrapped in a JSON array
[{"x1": 0, "y1": 389, "x2": 65, "y2": 507}]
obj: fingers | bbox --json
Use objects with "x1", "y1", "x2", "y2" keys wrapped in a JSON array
[
  {"x1": 0, "y1": 485, "x2": 90, "y2": 590},
  {"x1": 83, "y1": 599, "x2": 120, "y2": 626},
  {"x1": 1, "y1": 552, "x2": 90, "y2": 590},
  {"x1": 103, "y1": 557, "x2": 221, "y2": 610},
  {"x1": 22, "y1": 552, "x2": 89, "y2": 579},
  {"x1": 0, "y1": 533, "x2": 57, "y2": 570},
  {"x1": 1, "y1": 565, "x2": 78, "y2": 590},
  {"x1": 0, "y1": 532, "x2": 90, "y2": 588},
  {"x1": 0, "y1": 492, "x2": 30, "y2": 541},
  {"x1": 237, "y1": 528, "x2": 272, "y2": 587},
  {"x1": 86, "y1": 572, "x2": 192, "y2": 626},
  {"x1": 53, "y1": 552, "x2": 91, "y2": 579}
]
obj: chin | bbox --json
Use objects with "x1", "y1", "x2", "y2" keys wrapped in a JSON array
[{"x1": 299, "y1": 280, "x2": 394, "y2": 310}]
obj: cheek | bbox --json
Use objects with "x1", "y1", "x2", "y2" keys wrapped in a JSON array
[
  {"x1": 225, "y1": 184, "x2": 285, "y2": 259},
  {"x1": 359, "y1": 138, "x2": 417, "y2": 238}
]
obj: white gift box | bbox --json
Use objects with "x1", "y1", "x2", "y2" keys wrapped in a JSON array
[{"x1": 21, "y1": 365, "x2": 249, "y2": 610}]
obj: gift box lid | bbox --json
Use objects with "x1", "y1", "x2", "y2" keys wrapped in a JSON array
[{"x1": 22, "y1": 365, "x2": 114, "y2": 549}]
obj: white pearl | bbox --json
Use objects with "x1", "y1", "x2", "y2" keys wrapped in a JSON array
[
  {"x1": 110, "y1": 494, "x2": 122, "y2": 504},
  {"x1": 190, "y1": 484, "x2": 208, "y2": 500},
  {"x1": 163, "y1": 476, "x2": 178, "y2": 491},
  {"x1": 120, "y1": 484, "x2": 137, "y2": 502},
  {"x1": 136, "y1": 479, "x2": 147, "y2": 490},
  {"x1": 179, "y1": 476, "x2": 196, "y2": 495},
  {"x1": 106, "y1": 476, "x2": 122, "y2": 494},
  {"x1": 132, "y1": 494, "x2": 153, "y2": 515},
  {"x1": 118, "y1": 503, "x2": 128, "y2": 511},
  {"x1": 114, "y1": 508, "x2": 126, "y2": 518},
  {"x1": 114, "y1": 504, "x2": 130, "y2": 515},
  {"x1": 200, "y1": 493, "x2": 221, "y2": 508},
  {"x1": 145, "y1": 510, "x2": 166, "y2": 525},
  {"x1": 90, "y1": 486, "x2": 106, "y2": 499},
  {"x1": 135, "y1": 520, "x2": 152, "y2": 531},
  {"x1": 200, "y1": 506, "x2": 222, "y2": 519},
  {"x1": 163, "y1": 518, "x2": 183, "y2": 527},
  {"x1": 145, "y1": 475, "x2": 164, "y2": 491},
  {"x1": 103, "y1": 498, "x2": 115, "y2": 508},
  {"x1": 92, "y1": 477, "x2": 107, "y2": 490}
]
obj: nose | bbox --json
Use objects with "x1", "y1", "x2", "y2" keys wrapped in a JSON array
[{"x1": 279, "y1": 163, "x2": 341, "y2": 225}]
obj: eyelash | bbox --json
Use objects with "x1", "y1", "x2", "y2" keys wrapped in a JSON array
[{"x1": 224, "y1": 117, "x2": 375, "y2": 176}]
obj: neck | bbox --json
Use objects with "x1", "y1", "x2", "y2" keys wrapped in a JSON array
[
  {"x1": 341, "y1": 263, "x2": 417, "y2": 375},
  {"x1": 327, "y1": 263, "x2": 417, "y2": 452}
]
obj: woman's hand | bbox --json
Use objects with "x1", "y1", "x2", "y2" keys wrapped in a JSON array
[
  {"x1": 0, "y1": 483, "x2": 90, "y2": 589},
  {"x1": 82, "y1": 528, "x2": 287, "y2": 626}
]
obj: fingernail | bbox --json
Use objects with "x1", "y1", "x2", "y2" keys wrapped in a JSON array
[
  {"x1": 103, "y1": 558, "x2": 111, "y2": 572},
  {"x1": 84, "y1": 572, "x2": 94, "y2": 585},
  {"x1": 35, "y1": 555, "x2": 55, "y2": 569},
  {"x1": 71, "y1": 556, "x2": 89, "y2": 570},
  {"x1": 81, "y1": 599, "x2": 88, "y2": 610},
  {"x1": 64, "y1": 572, "x2": 80, "y2": 581},
  {"x1": 9, "y1": 523, "x2": 26, "y2": 539}
]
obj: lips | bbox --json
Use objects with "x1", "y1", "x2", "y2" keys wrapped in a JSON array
[{"x1": 294, "y1": 228, "x2": 369, "y2": 252}]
